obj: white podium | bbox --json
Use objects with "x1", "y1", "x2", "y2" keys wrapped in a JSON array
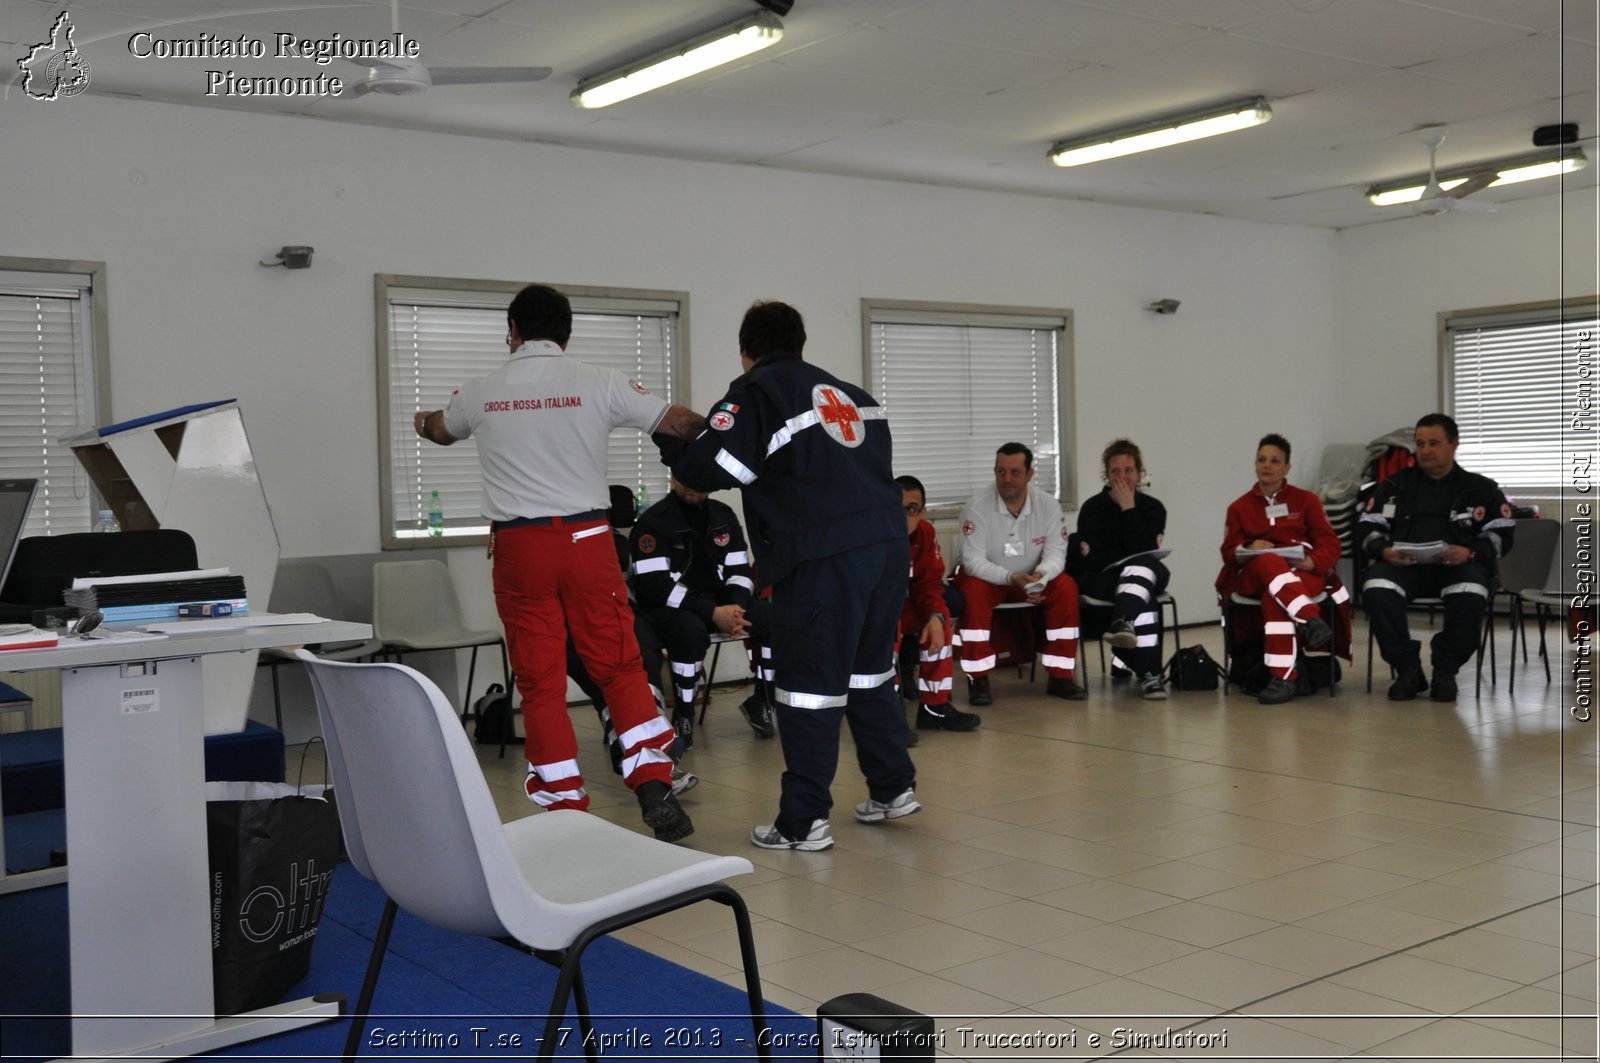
[{"x1": 2, "y1": 617, "x2": 371, "y2": 1061}]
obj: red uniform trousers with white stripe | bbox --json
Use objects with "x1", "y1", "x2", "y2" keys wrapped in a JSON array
[
  {"x1": 1234, "y1": 555, "x2": 1327, "y2": 681},
  {"x1": 492, "y1": 519, "x2": 676, "y2": 810},
  {"x1": 898, "y1": 600, "x2": 954, "y2": 707},
  {"x1": 954, "y1": 574, "x2": 1081, "y2": 680}
]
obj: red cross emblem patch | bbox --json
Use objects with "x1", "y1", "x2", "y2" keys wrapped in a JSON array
[
  {"x1": 714, "y1": 532, "x2": 730, "y2": 547},
  {"x1": 812, "y1": 384, "x2": 864, "y2": 448}
]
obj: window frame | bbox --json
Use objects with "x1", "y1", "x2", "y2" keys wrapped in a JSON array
[
  {"x1": 375, "y1": 274, "x2": 689, "y2": 550},
  {"x1": 1439, "y1": 296, "x2": 1599, "y2": 504},
  {"x1": 0, "y1": 256, "x2": 110, "y2": 538},
  {"x1": 861, "y1": 297, "x2": 1076, "y2": 520}
]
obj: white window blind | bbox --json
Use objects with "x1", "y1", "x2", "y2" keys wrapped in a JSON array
[
  {"x1": 0, "y1": 271, "x2": 99, "y2": 538},
  {"x1": 867, "y1": 304, "x2": 1072, "y2": 511},
  {"x1": 380, "y1": 280, "x2": 681, "y2": 546},
  {"x1": 1446, "y1": 304, "x2": 1598, "y2": 500}
]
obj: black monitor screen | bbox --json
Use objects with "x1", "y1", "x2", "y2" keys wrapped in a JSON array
[{"x1": 0, "y1": 480, "x2": 39, "y2": 595}]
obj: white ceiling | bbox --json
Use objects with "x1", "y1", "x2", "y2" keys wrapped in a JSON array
[{"x1": 5, "y1": 0, "x2": 1596, "y2": 228}]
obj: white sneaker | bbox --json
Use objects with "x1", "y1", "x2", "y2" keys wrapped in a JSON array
[
  {"x1": 750, "y1": 819, "x2": 834, "y2": 851},
  {"x1": 854, "y1": 788, "x2": 922, "y2": 824},
  {"x1": 670, "y1": 766, "x2": 698, "y2": 797}
]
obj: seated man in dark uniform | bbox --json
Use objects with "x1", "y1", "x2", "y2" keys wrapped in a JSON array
[
  {"x1": 1359, "y1": 412, "x2": 1515, "y2": 703},
  {"x1": 630, "y1": 476, "x2": 773, "y2": 748},
  {"x1": 566, "y1": 486, "x2": 696, "y2": 794}
]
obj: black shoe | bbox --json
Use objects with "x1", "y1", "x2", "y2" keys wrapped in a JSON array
[
  {"x1": 917, "y1": 704, "x2": 982, "y2": 731},
  {"x1": 1046, "y1": 677, "x2": 1089, "y2": 701},
  {"x1": 738, "y1": 694, "x2": 776, "y2": 738},
  {"x1": 636, "y1": 779, "x2": 694, "y2": 842},
  {"x1": 1429, "y1": 670, "x2": 1458, "y2": 703},
  {"x1": 1297, "y1": 617, "x2": 1333, "y2": 650},
  {"x1": 1387, "y1": 661, "x2": 1428, "y2": 701},
  {"x1": 1257, "y1": 676, "x2": 1298, "y2": 705},
  {"x1": 1110, "y1": 664, "x2": 1133, "y2": 684},
  {"x1": 672, "y1": 714, "x2": 694, "y2": 751},
  {"x1": 968, "y1": 675, "x2": 993, "y2": 706},
  {"x1": 1103, "y1": 618, "x2": 1138, "y2": 649}
]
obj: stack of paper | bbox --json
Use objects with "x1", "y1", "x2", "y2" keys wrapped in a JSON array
[
  {"x1": 64, "y1": 568, "x2": 248, "y2": 621},
  {"x1": 0, "y1": 623, "x2": 58, "y2": 651}
]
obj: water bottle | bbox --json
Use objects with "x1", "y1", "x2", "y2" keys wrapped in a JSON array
[
  {"x1": 92, "y1": 509, "x2": 117, "y2": 534},
  {"x1": 636, "y1": 482, "x2": 651, "y2": 511},
  {"x1": 427, "y1": 490, "x2": 444, "y2": 538}
]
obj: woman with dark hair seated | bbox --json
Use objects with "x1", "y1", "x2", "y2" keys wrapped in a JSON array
[
  {"x1": 1073, "y1": 438, "x2": 1170, "y2": 700},
  {"x1": 1216, "y1": 433, "x2": 1343, "y2": 705}
]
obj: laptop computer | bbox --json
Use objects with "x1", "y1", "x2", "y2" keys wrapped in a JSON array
[{"x1": 0, "y1": 479, "x2": 39, "y2": 598}]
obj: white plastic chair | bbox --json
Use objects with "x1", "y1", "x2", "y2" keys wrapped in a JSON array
[
  {"x1": 371, "y1": 559, "x2": 511, "y2": 732},
  {"x1": 260, "y1": 562, "x2": 383, "y2": 728},
  {"x1": 297, "y1": 654, "x2": 770, "y2": 1062}
]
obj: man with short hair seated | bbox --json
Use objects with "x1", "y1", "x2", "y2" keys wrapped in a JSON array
[
  {"x1": 1360, "y1": 412, "x2": 1515, "y2": 703},
  {"x1": 954, "y1": 442, "x2": 1085, "y2": 706},
  {"x1": 630, "y1": 476, "x2": 773, "y2": 747}
]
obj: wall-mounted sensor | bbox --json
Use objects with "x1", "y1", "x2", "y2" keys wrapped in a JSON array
[
  {"x1": 1145, "y1": 298, "x2": 1180, "y2": 314},
  {"x1": 261, "y1": 246, "x2": 314, "y2": 269}
]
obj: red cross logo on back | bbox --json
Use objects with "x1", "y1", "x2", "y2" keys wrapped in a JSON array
[{"x1": 813, "y1": 385, "x2": 864, "y2": 448}]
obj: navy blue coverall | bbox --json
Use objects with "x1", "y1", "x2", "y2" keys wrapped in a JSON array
[{"x1": 660, "y1": 351, "x2": 916, "y2": 839}]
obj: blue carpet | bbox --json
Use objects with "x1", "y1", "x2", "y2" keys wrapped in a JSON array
[{"x1": 1, "y1": 861, "x2": 807, "y2": 1060}]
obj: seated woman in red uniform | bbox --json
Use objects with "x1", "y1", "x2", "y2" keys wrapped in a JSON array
[{"x1": 1216, "y1": 433, "x2": 1350, "y2": 704}]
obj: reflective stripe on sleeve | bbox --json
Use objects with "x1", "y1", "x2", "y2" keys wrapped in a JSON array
[{"x1": 716, "y1": 448, "x2": 758, "y2": 484}]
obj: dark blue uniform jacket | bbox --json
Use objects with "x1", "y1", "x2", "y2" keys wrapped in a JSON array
[{"x1": 657, "y1": 351, "x2": 903, "y2": 589}]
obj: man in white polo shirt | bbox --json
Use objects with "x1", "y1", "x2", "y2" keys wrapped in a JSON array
[
  {"x1": 414, "y1": 284, "x2": 704, "y2": 841},
  {"x1": 954, "y1": 442, "x2": 1085, "y2": 706}
]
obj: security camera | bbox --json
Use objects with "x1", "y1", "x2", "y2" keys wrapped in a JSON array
[{"x1": 1145, "y1": 298, "x2": 1180, "y2": 315}]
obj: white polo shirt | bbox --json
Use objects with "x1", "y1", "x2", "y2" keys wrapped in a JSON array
[
  {"x1": 958, "y1": 483, "x2": 1068, "y2": 586},
  {"x1": 442, "y1": 340, "x2": 668, "y2": 522}
]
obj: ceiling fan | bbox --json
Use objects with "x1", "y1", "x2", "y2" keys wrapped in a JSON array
[
  {"x1": 346, "y1": 0, "x2": 551, "y2": 97},
  {"x1": 1409, "y1": 126, "x2": 1498, "y2": 216}
]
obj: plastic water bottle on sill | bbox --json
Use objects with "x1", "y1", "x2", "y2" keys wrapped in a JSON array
[
  {"x1": 92, "y1": 509, "x2": 117, "y2": 534},
  {"x1": 427, "y1": 490, "x2": 444, "y2": 538}
]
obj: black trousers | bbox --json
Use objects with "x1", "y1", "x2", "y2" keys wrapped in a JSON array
[
  {"x1": 1084, "y1": 558, "x2": 1170, "y2": 677},
  {"x1": 768, "y1": 538, "x2": 916, "y2": 839},
  {"x1": 1363, "y1": 560, "x2": 1491, "y2": 675}
]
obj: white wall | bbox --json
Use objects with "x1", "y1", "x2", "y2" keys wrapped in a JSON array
[
  {"x1": 1335, "y1": 189, "x2": 1598, "y2": 439},
  {"x1": 8, "y1": 94, "x2": 1351, "y2": 637}
]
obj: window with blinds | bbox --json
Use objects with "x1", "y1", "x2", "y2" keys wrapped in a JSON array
[
  {"x1": 378, "y1": 277, "x2": 683, "y2": 547},
  {"x1": 864, "y1": 300, "x2": 1075, "y2": 513},
  {"x1": 0, "y1": 263, "x2": 105, "y2": 538},
  {"x1": 1444, "y1": 301, "x2": 1598, "y2": 501}
]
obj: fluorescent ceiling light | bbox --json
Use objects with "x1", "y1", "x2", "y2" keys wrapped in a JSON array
[
  {"x1": 1367, "y1": 148, "x2": 1588, "y2": 206},
  {"x1": 1048, "y1": 97, "x2": 1271, "y2": 168},
  {"x1": 572, "y1": 11, "x2": 783, "y2": 109}
]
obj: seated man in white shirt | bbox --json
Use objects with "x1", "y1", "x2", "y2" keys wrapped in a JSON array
[{"x1": 953, "y1": 442, "x2": 1086, "y2": 706}]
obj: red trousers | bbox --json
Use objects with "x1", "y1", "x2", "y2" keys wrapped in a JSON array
[
  {"x1": 492, "y1": 519, "x2": 674, "y2": 810},
  {"x1": 1234, "y1": 555, "x2": 1327, "y2": 681},
  {"x1": 898, "y1": 602, "x2": 953, "y2": 707},
  {"x1": 955, "y1": 574, "x2": 1080, "y2": 679}
]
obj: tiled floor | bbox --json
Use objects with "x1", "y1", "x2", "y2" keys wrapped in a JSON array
[{"x1": 390, "y1": 619, "x2": 1600, "y2": 1060}]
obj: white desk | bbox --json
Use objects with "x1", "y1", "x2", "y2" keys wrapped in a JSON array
[{"x1": 0, "y1": 616, "x2": 371, "y2": 1062}]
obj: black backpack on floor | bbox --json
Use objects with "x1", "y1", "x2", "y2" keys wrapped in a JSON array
[
  {"x1": 1164, "y1": 645, "x2": 1225, "y2": 691},
  {"x1": 473, "y1": 683, "x2": 517, "y2": 745}
]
